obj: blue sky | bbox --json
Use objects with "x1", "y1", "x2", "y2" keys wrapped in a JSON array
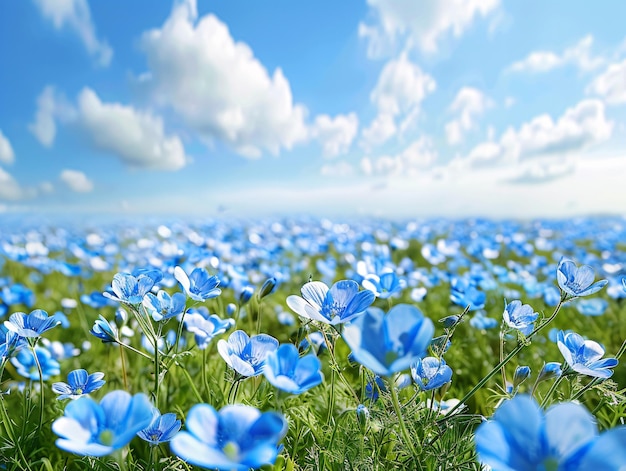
[{"x1": 1, "y1": 0, "x2": 625, "y2": 218}]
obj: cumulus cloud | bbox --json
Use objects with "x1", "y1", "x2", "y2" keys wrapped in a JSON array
[
  {"x1": 359, "y1": 0, "x2": 500, "y2": 57},
  {"x1": 507, "y1": 159, "x2": 576, "y2": 184},
  {"x1": 139, "y1": 0, "x2": 308, "y2": 158},
  {"x1": 320, "y1": 161, "x2": 355, "y2": 177},
  {"x1": 76, "y1": 88, "x2": 188, "y2": 170},
  {"x1": 587, "y1": 58, "x2": 626, "y2": 105},
  {"x1": 0, "y1": 130, "x2": 15, "y2": 164},
  {"x1": 361, "y1": 136, "x2": 437, "y2": 176},
  {"x1": 445, "y1": 87, "x2": 493, "y2": 145},
  {"x1": 60, "y1": 169, "x2": 93, "y2": 192},
  {"x1": 313, "y1": 113, "x2": 359, "y2": 158},
  {"x1": 0, "y1": 168, "x2": 36, "y2": 201},
  {"x1": 33, "y1": 0, "x2": 112, "y2": 66},
  {"x1": 361, "y1": 54, "x2": 436, "y2": 148},
  {"x1": 507, "y1": 35, "x2": 604, "y2": 74},
  {"x1": 464, "y1": 99, "x2": 612, "y2": 170}
]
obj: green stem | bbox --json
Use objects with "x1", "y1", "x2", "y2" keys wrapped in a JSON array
[
  {"x1": 540, "y1": 374, "x2": 566, "y2": 408},
  {"x1": 389, "y1": 379, "x2": 419, "y2": 458},
  {"x1": 30, "y1": 343, "x2": 45, "y2": 430},
  {"x1": 440, "y1": 299, "x2": 565, "y2": 421},
  {"x1": 119, "y1": 344, "x2": 128, "y2": 390},
  {"x1": 499, "y1": 328, "x2": 507, "y2": 392},
  {"x1": 256, "y1": 301, "x2": 263, "y2": 335},
  {"x1": 180, "y1": 367, "x2": 203, "y2": 403}
]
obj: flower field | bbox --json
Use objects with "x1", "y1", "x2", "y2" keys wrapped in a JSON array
[{"x1": 1, "y1": 216, "x2": 625, "y2": 470}]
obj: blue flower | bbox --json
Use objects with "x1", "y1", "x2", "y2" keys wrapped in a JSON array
[
  {"x1": 103, "y1": 273, "x2": 155, "y2": 305},
  {"x1": 502, "y1": 300, "x2": 538, "y2": 336},
  {"x1": 362, "y1": 271, "x2": 406, "y2": 299},
  {"x1": 263, "y1": 344, "x2": 323, "y2": 394},
  {"x1": 557, "y1": 330, "x2": 618, "y2": 378},
  {"x1": 90, "y1": 315, "x2": 118, "y2": 343},
  {"x1": 184, "y1": 312, "x2": 235, "y2": 350},
  {"x1": 52, "y1": 390, "x2": 153, "y2": 457},
  {"x1": 0, "y1": 325, "x2": 24, "y2": 361},
  {"x1": 174, "y1": 266, "x2": 221, "y2": 302},
  {"x1": 11, "y1": 347, "x2": 60, "y2": 380},
  {"x1": 365, "y1": 376, "x2": 387, "y2": 401},
  {"x1": 575, "y1": 298, "x2": 608, "y2": 316},
  {"x1": 537, "y1": 362, "x2": 562, "y2": 383},
  {"x1": 217, "y1": 330, "x2": 279, "y2": 377},
  {"x1": 286, "y1": 280, "x2": 375, "y2": 325},
  {"x1": 137, "y1": 409, "x2": 181, "y2": 445},
  {"x1": 4, "y1": 309, "x2": 60, "y2": 339},
  {"x1": 475, "y1": 394, "x2": 626, "y2": 471},
  {"x1": 469, "y1": 312, "x2": 498, "y2": 330},
  {"x1": 557, "y1": 259, "x2": 608, "y2": 299},
  {"x1": 512, "y1": 365, "x2": 531, "y2": 389},
  {"x1": 411, "y1": 357, "x2": 453, "y2": 391},
  {"x1": 342, "y1": 304, "x2": 435, "y2": 377},
  {"x1": 143, "y1": 290, "x2": 186, "y2": 322},
  {"x1": 52, "y1": 369, "x2": 105, "y2": 400},
  {"x1": 450, "y1": 277, "x2": 485, "y2": 311},
  {"x1": 170, "y1": 404, "x2": 287, "y2": 471}
]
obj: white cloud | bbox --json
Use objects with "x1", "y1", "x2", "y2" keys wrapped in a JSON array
[
  {"x1": 40, "y1": 181, "x2": 55, "y2": 193},
  {"x1": 507, "y1": 35, "x2": 603, "y2": 74},
  {"x1": 29, "y1": 86, "x2": 58, "y2": 147},
  {"x1": 33, "y1": 0, "x2": 112, "y2": 66},
  {"x1": 0, "y1": 168, "x2": 36, "y2": 201},
  {"x1": 0, "y1": 130, "x2": 15, "y2": 164},
  {"x1": 60, "y1": 169, "x2": 93, "y2": 192},
  {"x1": 139, "y1": 0, "x2": 308, "y2": 158},
  {"x1": 507, "y1": 159, "x2": 576, "y2": 184},
  {"x1": 359, "y1": 0, "x2": 500, "y2": 57},
  {"x1": 313, "y1": 113, "x2": 359, "y2": 158},
  {"x1": 587, "y1": 59, "x2": 626, "y2": 105},
  {"x1": 445, "y1": 87, "x2": 493, "y2": 145},
  {"x1": 361, "y1": 54, "x2": 436, "y2": 148},
  {"x1": 361, "y1": 136, "x2": 437, "y2": 176},
  {"x1": 76, "y1": 88, "x2": 188, "y2": 170},
  {"x1": 464, "y1": 99, "x2": 612, "y2": 169},
  {"x1": 320, "y1": 161, "x2": 355, "y2": 177}
]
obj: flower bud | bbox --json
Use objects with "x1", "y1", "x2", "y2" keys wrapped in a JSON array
[
  {"x1": 513, "y1": 365, "x2": 531, "y2": 389},
  {"x1": 238, "y1": 286, "x2": 254, "y2": 306},
  {"x1": 257, "y1": 277, "x2": 277, "y2": 300},
  {"x1": 356, "y1": 404, "x2": 370, "y2": 430},
  {"x1": 439, "y1": 315, "x2": 459, "y2": 329},
  {"x1": 226, "y1": 303, "x2": 237, "y2": 317},
  {"x1": 537, "y1": 362, "x2": 562, "y2": 383}
]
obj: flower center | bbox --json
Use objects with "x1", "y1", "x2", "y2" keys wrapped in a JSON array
[
  {"x1": 99, "y1": 429, "x2": 115, "y2": 446},
  {"x1": 222, "y1": 441, "x2": 240, "y2": 460}
]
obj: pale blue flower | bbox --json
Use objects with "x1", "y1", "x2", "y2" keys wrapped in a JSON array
[
  {"x1": 263, "y1": 343, "x2": 323, "y2": 394},
  {"x1": 217, "y1": 330, "x2": 279, "y2": 377},
  {"x1": 52, "y1": 369, "x2": 105, "y2": 400},
  {"x1": 286, "y1": 280, "x2": 375, "y2": 325},
  {"x1": 475, "y1": 395, "x2": 626, "y2": 470},
  {"x1": 170, "y1": 404, "x2": 287, "y2": 470},
  {"x1": 503, "y1": 300, "x2": 538, "y2": 336},
  {"x1": 143, "y1": 290, "x2": 186, "y2": 322},
  {"x1": 137, "y1": 409, "x2": 181, "y2": 445},
  {"x1": 103, "y1": 273, "x2": 155, "y2": 305},
  {"x1": 52, "y1": 390, "x2": 153, "y2": 456},
  {"x1": 557, "y1": 259, "x2": 607, "y2": 299},
  {"x1": 557, "y1": 330, "x2": 618, "y2": 378},
  {"x1": 411, "y1": 357, "x2": 452, "y2": 391},
  {"x1": 11, "y1": 346, "x2": 60, "y2": 380},
  {"x1": 342, "y1": 304, "x2": 434, "y2": 377},
  {"x1": 174, "y1": 266, "x2": 221, "y2": 302},
  {"x1": 4, "y1": 309, "x2": 60, "y2": 339}
]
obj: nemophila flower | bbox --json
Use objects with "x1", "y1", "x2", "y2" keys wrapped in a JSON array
[
  {"x1": 258, "y1": 277, "x2": 277, "y2": 300},
  {"x1": 90, "y1": 315, "x2": 118, "y2": 343},
  {"x1": 411, "y1": 357, "x2": 453, "y2": 391},
  {"x1": 218, "y1": 330, "x2": 279, "y2": 377},
  {"x1": 184, "y1": 312, "x2": 235, "y2": 350},
  {"x1": 263, "y1": 344, "x2": 323, "y2": 395},
  {"x1": 11, "y1": 346, "x2": 60, "y2": 380},
  {"x1": 4, "y1": 309, "x2": 60, "y2": 339},
  {"x1": 238, "y1": 286, "x2": 254, "y2": 305},
  {"x1": 469, "y1": 312, "x2": 498, "y2": 330},
  {"x1": 299, "y1": 331, "x2": 326, "y2": 355},
  {"x1": 174, "y1": 266, "x2": 221, "y2": 302},
  {"x1": 52, "y1": 369, "x2": 105, "y2": 400},
  {"x1": 575, "y1": 298, "x2": 608, "y2": 316},
  {"x1": 143, "y1": 290, "x2": 186, "y2": 322},
  {"x1": 362, "y1": 270, "x2": 406, "y2": 299},
  {"x1": 503, "y1": 300, "x2": 538, "y2": 336},
  {"x1": 356, "y1": 404, "x2": 370, "y2": 429},
  {"x1": 80, "y1": 291, "x2": 116, "y2": 309},
  {"x1": 475, "y1": 394, "x2": 626, "y2": 471},
  {"x1": 342, "y1": 304, "x2": 435, "y2": 377},
  {"x1": 137, "y1": 409, "x2": 181, "y2": 445},
  {"x1": 170, "y1": 404, "x2": 287, "y2": 471},
  {"x1": 132, "y1": 268, "x2": 163, "y2": 286},
  {"x1": 103, "y1": 272, "x2": 155, "y2": 305},
  {"x1": 450, "y1": 277, "x2": 485, "y2": 311},
  {"x1": 556, "y1": 259, "x2": 608, "y2": 299},
  {"x1": 0, "y1": 284, "x2": 35, "y2": 308},
  {"x1": 537, "y1": 362, "x2": 562, "y2": 383},
  {"x1": 365, "y1": 376, "x2": 387, "y2": 401},
  {"x1": 52, "y1": 390, "x2": 153, "y2": 457},
  {"x1": 513, "y1": 366, "x2": 531, "y2": 389},
  {"x1": 557, "y1": 330, "x2": 618, "y2": 378},
  {"x1": 286, "y1": 280, "x2": 375, "y2": 325}
]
